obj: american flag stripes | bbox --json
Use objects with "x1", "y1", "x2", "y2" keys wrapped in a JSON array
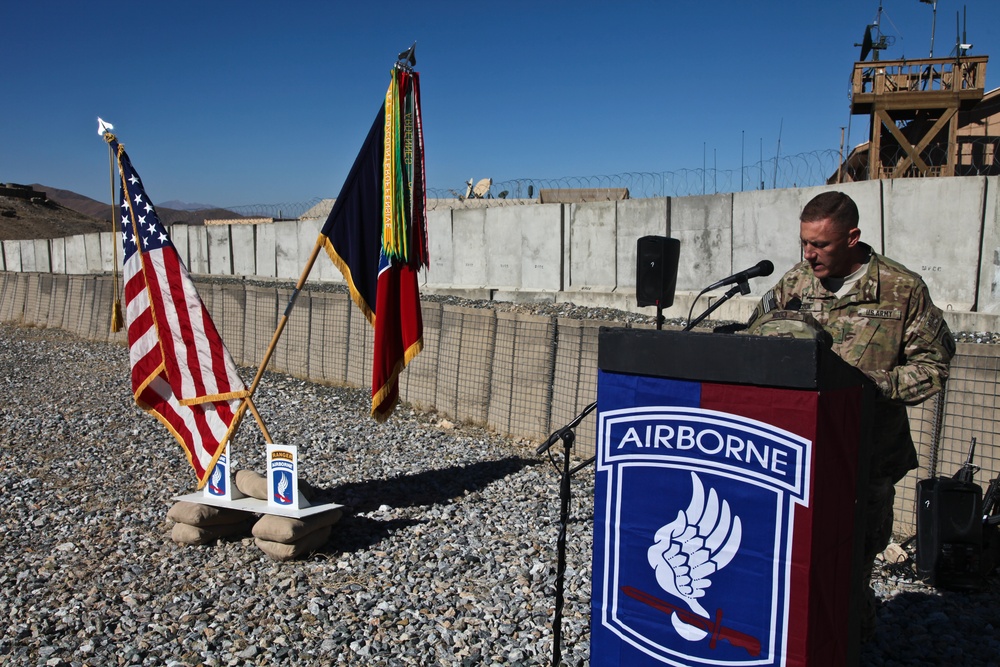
[{"x1": 109, "y1": 136, "x2": 248, "y2": 488}]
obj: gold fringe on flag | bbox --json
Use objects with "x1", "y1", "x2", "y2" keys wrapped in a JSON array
[{"x1": 106, "y1": 132, "x2": 124, "y2": 333}]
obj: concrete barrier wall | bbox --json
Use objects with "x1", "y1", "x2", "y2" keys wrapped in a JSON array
[
  {"x1": 83, "y1": 234, "x2": 101, "y2": 273},
  {"x1": 99, "y1": 232, "x2": 116, "y2": 274},
  {"x1": 3, "y1": 240, "x2": 21, "y2": 272},
  {"x1": 255, "y1": 223, "x2": 276, "y2": 279},
  {"x1": 671, "y1": 193, "x2": 733, "y2": 294},
  {"x1": 979, "y1": 176, "x2": 1000, "y2": 313},
  {"x1": 207, "y1": 225, "x2": 232, "y2": 276},
  {"x1": 274, "y1": 220, "x2": 299, "y2": 281},
  {"x1": 231, "y1": 224, "x2": 256, "y2": 277},
  {"x1": 16, "y1": 177, "x2": 998, "y2": 320},
  {"x1": 425, "y1": 210, "x2": 453, "y2": 288},
  {"x1": 568, "y1": 201, "x2": 617, "y2": 292},
  {"x1": 884, "y1": 177, "x2": 985, "y2": 312},
  {"x1": 51, "y1": 238, "x2": 65, "y2": 274},
  {"x1": 189, "y1": 226, "x2": 209, "y2": 275},
  {"x1": 451, "y1": 208, "x2": 488, "y2": 288},
  {"x1": 171, "y1": 224, "x2": 190, "y2": 268}
]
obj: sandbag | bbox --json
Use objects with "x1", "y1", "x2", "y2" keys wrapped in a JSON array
[
  {"x1": 235, "y1": 470, "x2": 269, "y2": 500},
  {"x1": 252, "y1": 508, "x2": 343, "y2": 543},
  {"x1": 171, "y1": 520, "x2": 252, "y2": 546},
  {"x1": 167, "y1": 501, "x2": 250, "y2": 527},
  {"x1": 235, "y1": 469, "x2": 319, "y2": 502},
  {"x1": 254, "y1": 525, "x2": 332, "y2": 561}
]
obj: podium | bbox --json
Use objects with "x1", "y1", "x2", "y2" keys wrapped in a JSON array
[{"x1": 590, "y1": 329, "x2": 873, "y2": 667}]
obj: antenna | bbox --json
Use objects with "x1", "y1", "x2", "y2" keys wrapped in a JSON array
[
  {"x1": 859, "y1": 24, "x2": 874, "y2": 61},
  {"x1": 962, "y1": 5, "x2": 968, "y2": 56},
  {"x1": 919, "y1": 0, "x2": 937, "y2": 57},
  {"x1": 855, "y1": 2, "x2": 893, "y2": 63}
]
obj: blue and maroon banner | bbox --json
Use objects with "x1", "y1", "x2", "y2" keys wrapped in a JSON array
[
  {"x1": 320, "y1": 68, "x2": 428, "y2": 421},
  {"x1": 591, "y1": 369, "x2": 861, "y2": 666}
]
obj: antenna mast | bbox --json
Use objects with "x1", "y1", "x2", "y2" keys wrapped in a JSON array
[{"x1": 920, "y1": 0, "x2": 938, "y2": 57}]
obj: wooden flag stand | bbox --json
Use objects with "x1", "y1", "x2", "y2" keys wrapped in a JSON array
[
  {"x1": 174, "y1": 238, "x2": 344, "y2": 518},
  {"x1": 177, "y1": 45, "x2": 423, "y2": 519},
  {"x1": 171, "y1": 210, "x2": 332, "y2": 519}
]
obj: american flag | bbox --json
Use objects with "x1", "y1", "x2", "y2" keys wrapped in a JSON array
[{"x1": 109, "y1": 136, "x2": 248, "y2": 488}]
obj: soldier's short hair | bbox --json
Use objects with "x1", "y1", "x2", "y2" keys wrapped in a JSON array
[{"x1": 800, "y1": 191, "x2": 859, "y2": 230}]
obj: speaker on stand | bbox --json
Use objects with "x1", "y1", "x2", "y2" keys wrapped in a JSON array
[{"x1": 636, "y1": 236, "x2": 680, "y2": 329}]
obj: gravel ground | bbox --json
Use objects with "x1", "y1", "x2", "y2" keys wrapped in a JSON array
[{"x1": 1, "y1": 322, "x2": 999, "y2": 667}]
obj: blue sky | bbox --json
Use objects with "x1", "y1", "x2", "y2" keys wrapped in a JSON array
[{"x1": 3, "y1": 1, "x2": 999, "y2": 209}]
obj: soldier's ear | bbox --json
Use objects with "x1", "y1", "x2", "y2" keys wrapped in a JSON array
[{"x1": 846, "y1": 227, "x2": 861, "y2": 247}]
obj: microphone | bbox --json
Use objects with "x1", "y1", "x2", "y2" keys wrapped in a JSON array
[{"x1": 705, "y1": 260, "x2": 774, "y2": 292}]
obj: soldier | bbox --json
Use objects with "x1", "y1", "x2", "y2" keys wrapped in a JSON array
[{"x1": 746, "y1": 191, "x2": 955, "y2": 642}]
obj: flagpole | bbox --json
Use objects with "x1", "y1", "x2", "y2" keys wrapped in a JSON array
[
  {"x1": 245, "y1": 235, "x2": 326, "y2": 399},
  {"x1": 103, "y1": 120, "x2": 124, "y2": 333},
  {"x1": 243, "y1": 396, "x2": 273, "y2": 442}
]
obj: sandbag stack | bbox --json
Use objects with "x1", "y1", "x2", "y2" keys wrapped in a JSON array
[
  {"x1": 167, "y1": 501, "x2": 254, "y2": 545},
  {"x1": 235, "y1": 470, "x2": 342, "y2": 561},
  {"x1": 252, "y1": 510, "x2": 343, "y2": 561}
]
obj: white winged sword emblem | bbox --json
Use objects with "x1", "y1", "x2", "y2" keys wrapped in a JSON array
[{"x1": 647, "y1": 471, "x2": 743, "y2": 641}]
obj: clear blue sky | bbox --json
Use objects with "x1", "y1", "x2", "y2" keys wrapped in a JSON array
[{"x1": 3, "y1": 0, "x2": 999, "y2": 209}]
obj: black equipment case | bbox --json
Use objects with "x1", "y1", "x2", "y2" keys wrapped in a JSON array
[{"x1": 915, "y1": 476, "x2": 984, "y2": 589}]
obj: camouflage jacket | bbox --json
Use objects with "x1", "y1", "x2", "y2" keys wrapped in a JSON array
[{"x1": 747, "y1": 246, "x2": 955, "y2": 481}]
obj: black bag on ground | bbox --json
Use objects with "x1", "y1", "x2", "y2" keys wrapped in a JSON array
[{"x1": 915, "y1": 476, "x2": 984, "y2": 589}]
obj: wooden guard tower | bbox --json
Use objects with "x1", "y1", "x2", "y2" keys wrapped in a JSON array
[{"x1": 851, "y1": 55, "x2": 988, "y2": 179}]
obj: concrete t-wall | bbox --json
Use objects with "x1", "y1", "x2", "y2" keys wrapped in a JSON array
[
  {"x1": 981, "y1": 176, "x2": 1000, "y2": 313},
  {"x1": 568, "y1": 201, "x2": 617, "y2": 292},
  {"x1": 883, "y1": 177, "x2": 984, "y2": 312},
  {"x1": 14, "y1": 177, "x2": 1000, "y2": 325},
  {"x1": 451, "y1": 208, "x2": 488, "y2": 288}
]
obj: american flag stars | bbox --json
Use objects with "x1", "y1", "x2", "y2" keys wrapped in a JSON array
[{"x1": 118, "y1": 167, "x2": 170, "y2": 255}]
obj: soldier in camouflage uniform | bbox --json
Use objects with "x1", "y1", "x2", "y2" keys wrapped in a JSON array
[{"x1": 745, "y1": 191, "x2": 955, "y2": 642}]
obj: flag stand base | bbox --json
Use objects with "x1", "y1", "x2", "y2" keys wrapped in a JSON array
[
  {"x1": 174, "y1": 443, "x2": 344, "y2": 519},
  {"x1": 172, "y1": 491, "x2": 343, "y2": 519}
]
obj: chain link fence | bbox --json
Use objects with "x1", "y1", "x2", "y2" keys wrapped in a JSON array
[{"x1": 2, "y1": 270, "x2": 998, "y2": 538}]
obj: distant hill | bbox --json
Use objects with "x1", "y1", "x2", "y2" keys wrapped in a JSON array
[
  {"x1": 159, "y1": 199, "x2": 217, "y2": 211},
  {"x1": 0, "y1": 185, "x2": 108, "y2": 241},
  {"x1": 0, "y1": 184, "x2": 246, "y2": 241},
  {"x1": 32, "y1": 184, "x2": 245, "y2": 226}
]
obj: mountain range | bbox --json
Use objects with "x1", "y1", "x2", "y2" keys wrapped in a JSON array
[{"x1": 32, "y1": 184, "x2": 242, "y2": 225}]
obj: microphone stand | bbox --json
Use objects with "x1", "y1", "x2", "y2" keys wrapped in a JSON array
[
  {"x1": 683, "y1": 280, "x2": 749, "y2": 332},
  {"x1": 539, "y1": 401, "x2": 596, "y2": 667}
]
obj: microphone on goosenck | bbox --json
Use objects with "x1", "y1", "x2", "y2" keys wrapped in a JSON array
[{"x1": 704, "y1": 260, "x2": 774, "y2": 292}]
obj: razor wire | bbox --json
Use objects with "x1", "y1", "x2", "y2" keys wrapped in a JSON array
[
  {"x1": 221, "y1": 197, "x2": 326, "y2": 220},
  {"x1": 427, "y1": 150, "x2": 847, "y2": 204},
  {"x1": 218, "y1": 139, "x2": 999, "y2": 217}
]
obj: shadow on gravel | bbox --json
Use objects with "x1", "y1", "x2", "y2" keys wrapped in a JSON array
[
  {"x1": 321, "y1": 515, "x2": 426, "y2": 553},
  {"x1": 309, "y1": 456, "x2": 538, "y2": 553},
  {"x1": 316, "y1": 455, "x2": 538, "y2": 513},
  {"x1": 860, "y1": 580, "x2": 1000, "y2": 664}
]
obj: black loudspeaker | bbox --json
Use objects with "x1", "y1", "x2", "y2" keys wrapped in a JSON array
[
  {"x1": 915, "y1": 477, "x2": 983, "y2": 590},
  {"x1": 636, "y1": 236, "x2": 680, "y2": 308}
]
